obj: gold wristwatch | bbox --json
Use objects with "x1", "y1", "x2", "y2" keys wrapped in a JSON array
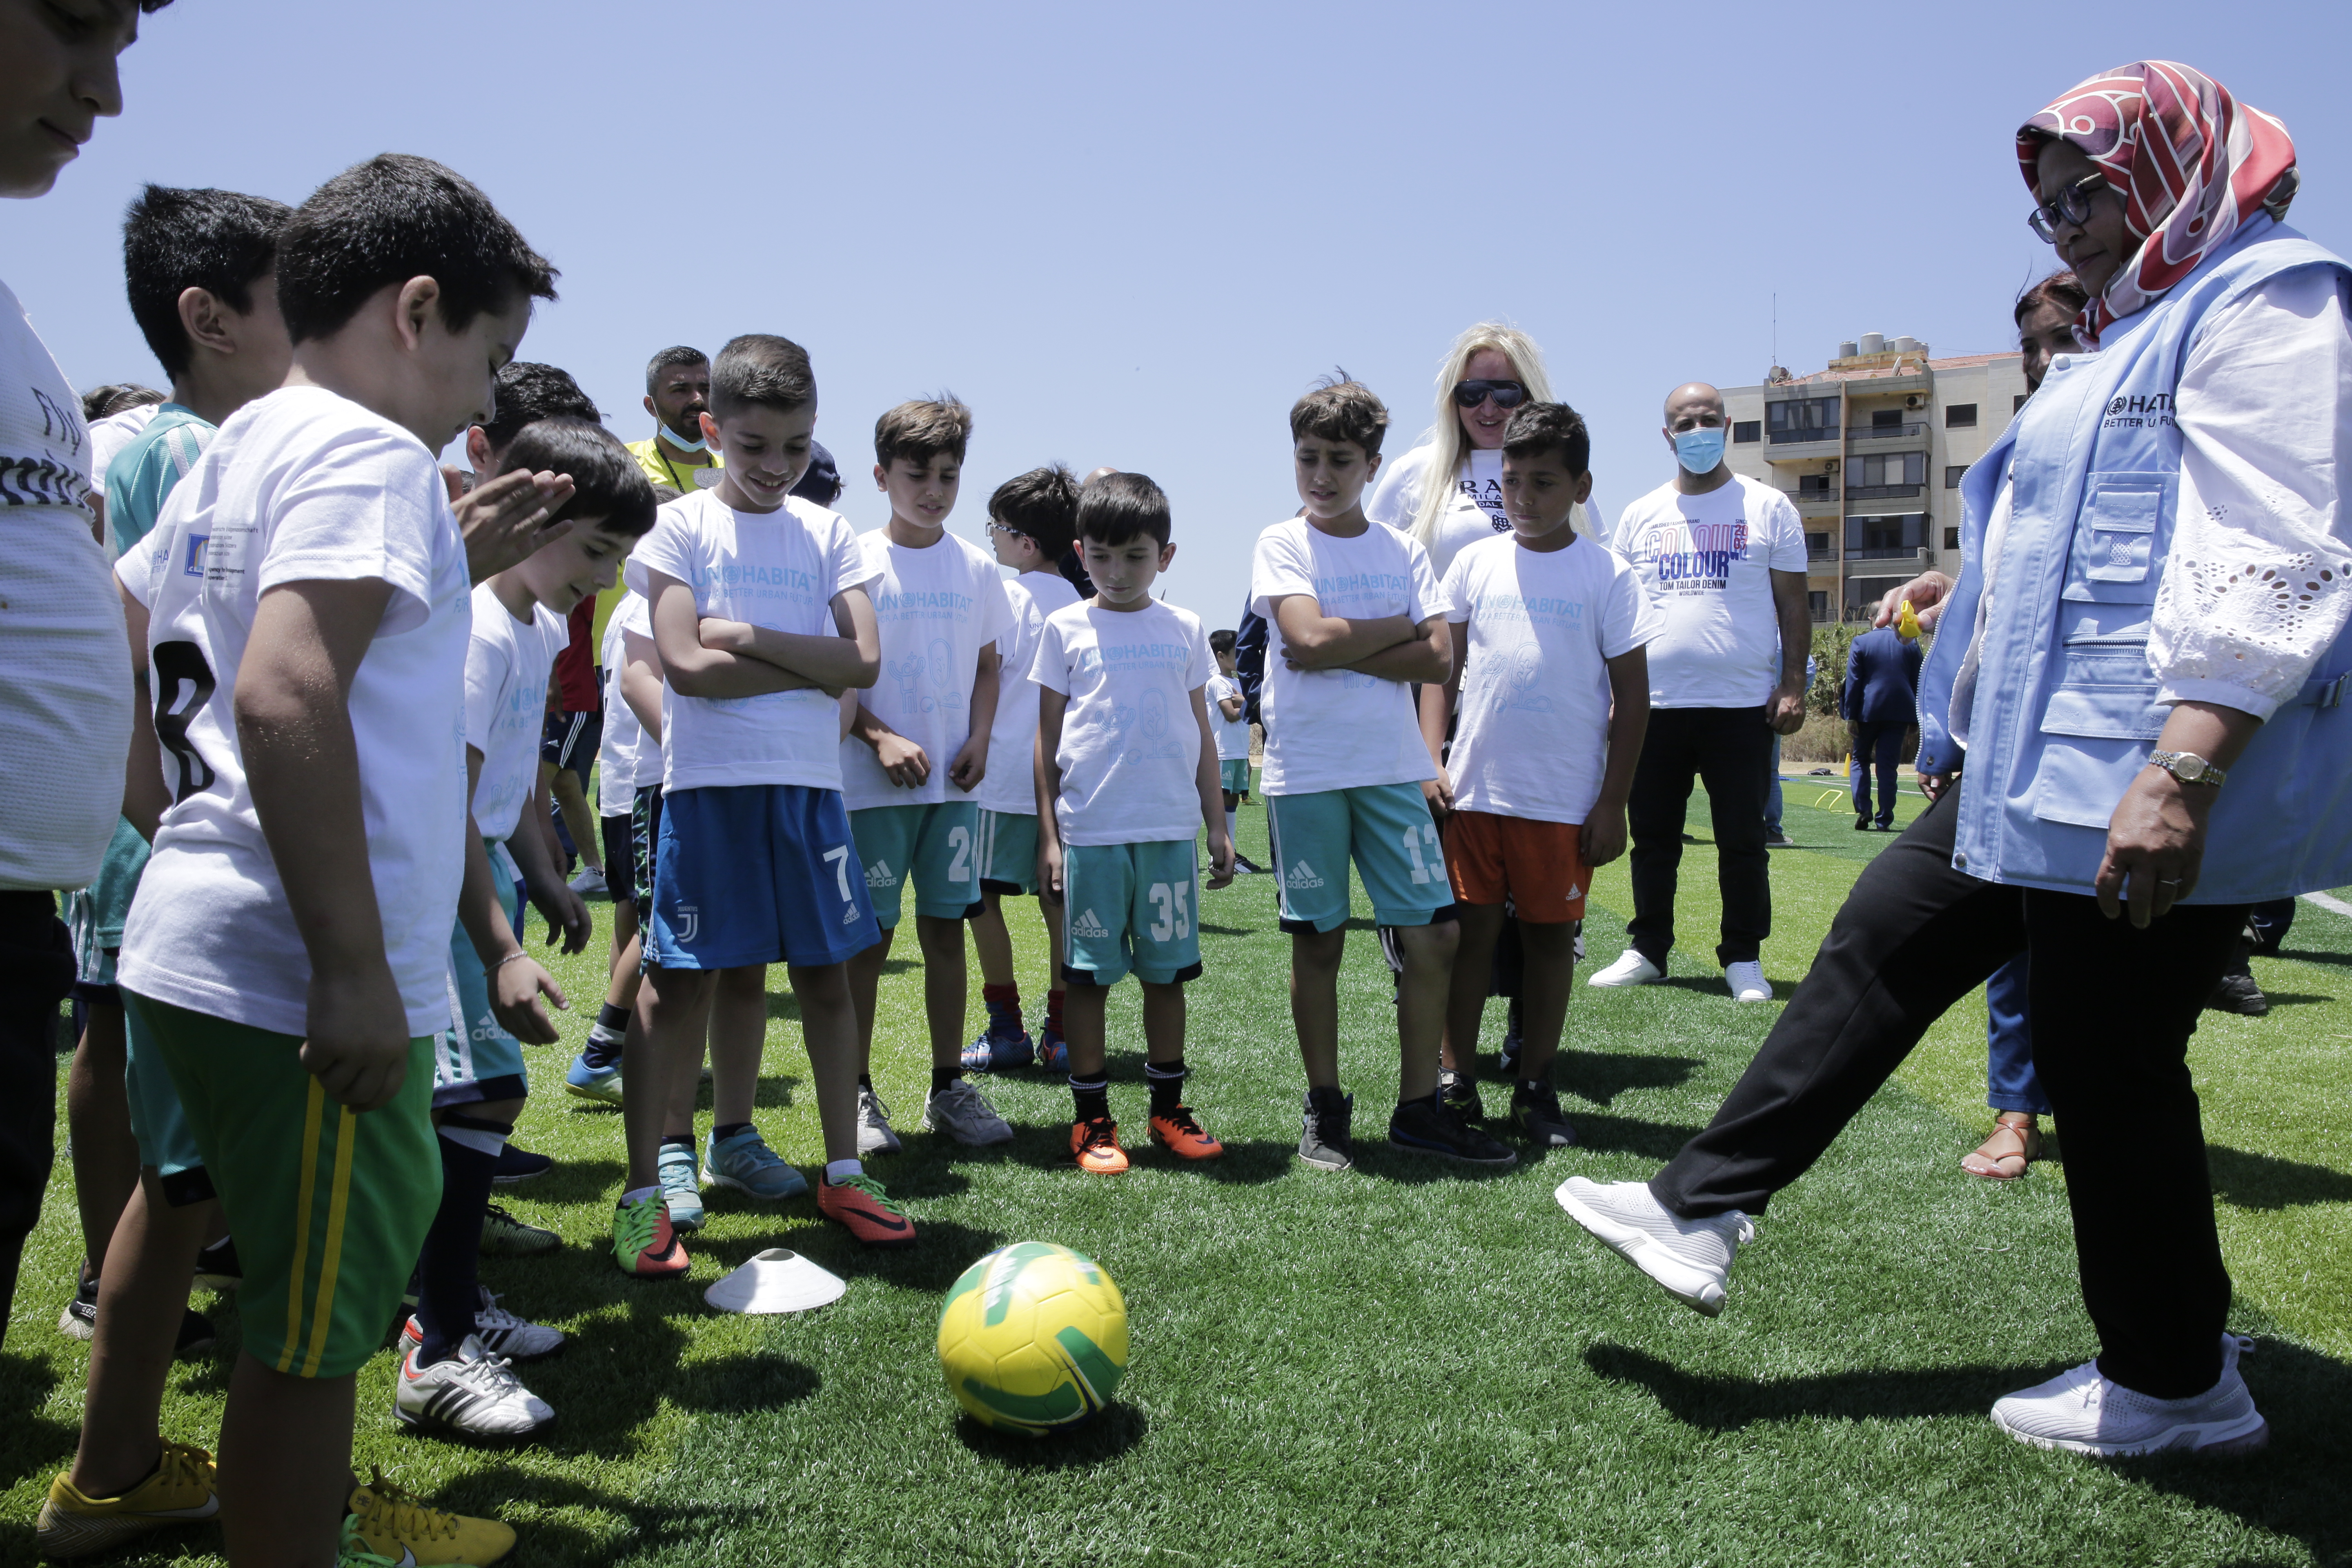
[{"x1": 2148, "y1": 750, "x2": 2227, "y2": 788}]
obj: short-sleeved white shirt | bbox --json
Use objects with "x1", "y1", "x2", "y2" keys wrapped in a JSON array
[
  {"x1": 1206, "y1": 672, "x2": 1250, "y2": 760},
  {"x1": 596, "y1": 589, "x2": 650, "y2": 813},
  {"x1": 1443, "y1": 532, "x2": 1662, "y2": 824},
  {"x1": 1610, "y1": 474, "x2": 1807, "y2": 709},
  {"x1": 625, "y1": 489, "x2": 875, "y2": 793},
  {"x1": 1030, "y1": 599, "x2": 1212, "y2": 846},
  {"x1": 1248, "y1": 516, "x2": 1448, "y2": 795},
  {"x1": 839, "y1": 528, "x2": 1015, "y2": 811},
  {"x1": 973, "y1": 569, "x2": 1083, "y2": 816},
  {"x1": 116, "y1": 386, "x2": 472, "y2": 1038},
  {"x1": 464, "y1": 583, "x2": 568, "y2": 843}
]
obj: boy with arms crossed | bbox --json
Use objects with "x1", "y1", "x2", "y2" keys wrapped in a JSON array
[
  {"x1": 1251, "y1": 379, "x2": 1513, "y2": 1173},
  {"x1": 397, "y1": 418, "x2": 655, "y2": 1441},
  {"x1": 840, "y1": 400, "x2": 1015, "y2": 1149},
  {"x1": 112, "y1": 153, "x2": 552, "y2": 1568},
  {"x1": 625, "y1": 334, "x2": 899, "y2": 1270},
  {"x1": 1205, "y1": 628, "x2": 1259, "y2": 874},
  {"x1": 1034, "y1": 473, "x2": 1234, "y2": 1170},
  {"x1": 1421, "y1": 403, "x2": 1657, "y2": 1149},
  {"x1": 964, "y1": 464, "x2": 1083, "y2": 1071}
]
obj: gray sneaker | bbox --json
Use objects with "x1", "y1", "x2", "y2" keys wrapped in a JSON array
[
  {"x1": 922, "y1": 1077, "x2": 1015, "y2": 1146},
  {"x1": 1298, "y1": 1087, "x2": 1354, "y2": 1172},
  {"x1": 856, "y1": 1085, "x2": 902, "y2": 1156}
]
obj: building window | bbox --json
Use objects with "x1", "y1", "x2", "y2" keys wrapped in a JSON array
[
  {"x1": 1944, "y1": 527, "x2": 1961, "y2": 550},
  {"x1": 1797, "y1": 474, "x2": 1834, "y2": 497},
  {"x1": 1945, "y1": 466, "x2": 1967, "y2": 488},
  {"x1": 1806, "y1": 532, "x2": 1831, "y2": 559},
  {"x1": 2014, "y1": 393, "x2": 2029, "y2": 414},
  {"x1": 1808, "y1": 590, "x2": 1830, "y2": 623},
  {"x1": 1946, "y1": 403, "x2": 1979, "y2": 428},
  {"x1": 1845, "y1": 512, "x2": 1929, "y2": 559},
  {"x1": 1871, "y1": 409, "x2": 1903, "y2": 430},
  {"x1": 1766, "y1": 395, "x2": 1840, "y2": 443},
  {"x1": 1732, "y1": 420, "x2": 1760, "y2": 444},
  {"x1": 1852, "y1": 452, "x2": 1925, "y2": 490}
]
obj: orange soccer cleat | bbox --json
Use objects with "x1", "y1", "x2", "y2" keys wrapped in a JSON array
[
  {"x1": 1071, "y1": 1115, "x2": 1129, "y2": 1174},
  {"x1": 1148, "y1": 1105, "x2": 1224, "y2": 1160},
  {"x1": 817, "y1": 1172, "x2": 918, "y2": 1248}
]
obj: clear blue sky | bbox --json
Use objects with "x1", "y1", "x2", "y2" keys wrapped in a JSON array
[{"x1": 10, "y1": 0, "x2": 2345, "y2": 626}]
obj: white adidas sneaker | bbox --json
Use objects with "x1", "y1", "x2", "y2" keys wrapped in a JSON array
[
  {"x1": 1991, "y1": 1335, "x2": 2268, "y2": 1457},
  {"x1": 394, "y1": 1334, "x2": 556, "y2": 1440},
  {"x1": 401, "y1": 1287, "x2": 565, "y2": 1364},
  {"x1": 1587, "y1": 949, "x2": 1664, "y2": 988},
  {"x1": 1724, "y1": 960, "x2": 1771, "y2": 1002},
  {"x1": 1556, "y1": 1176, "x2": 1753, "y2": 1316}
]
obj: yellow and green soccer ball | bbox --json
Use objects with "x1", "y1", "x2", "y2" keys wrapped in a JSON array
[{"x1": 937, "y1": 1242, "x2": 1127, "y2": 1435}]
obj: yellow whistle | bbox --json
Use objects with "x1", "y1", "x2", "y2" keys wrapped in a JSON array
[{"x1": 1897, "y1": 599, "x2": 1921, "y2": 640}]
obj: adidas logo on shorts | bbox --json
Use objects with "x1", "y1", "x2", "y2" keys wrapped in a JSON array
[
  {"x1": 1286, "y1": 860, "x2": 1325, "y2": 891},
  {"x1": 1071, "y1": 909, "x2": 1111, "y2": 940},
  {"x1": 866, "y1": 859, "x2": 896, "y2": 888}
]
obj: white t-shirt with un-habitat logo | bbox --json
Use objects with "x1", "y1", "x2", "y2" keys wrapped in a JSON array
[
  {"x1": 1441, "y1": 531, "x2": 1662, "y2": 825},
  {"x1": 1610, "y1": 474, "x2": 1806, "y2": 710},
  {"x1": 1029, "y1": 598, "x2": 1213, "y2": 846},
  {"x1": 838, "y1": 528, "x2": 1014, "y2": 812},
  {"x1": 625, "y1": 489, "x2": 876, "y2": 793},
  {"x1": 1248, "y1": 515, "x2": 1448, "y2": 796}
]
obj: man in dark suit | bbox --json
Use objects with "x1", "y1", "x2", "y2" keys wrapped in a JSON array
[{"x1": 1842, "y1": 624, "x2": 1922, "y2": 829}]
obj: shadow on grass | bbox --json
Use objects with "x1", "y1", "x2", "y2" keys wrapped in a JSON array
[
  {"x1": 519, "y1": 1155, "x2": 628, "y2": 1207},
  {"x1": 1550, "y1": 1050, "x2": 1707, "y2": 1106},
  {"x1": 1189, "y1": 1139, "x2": 1295, "y2": 1186},
  {"x1": 2245, "y1": 991, "x2": 2328, "y2": 1008},
  {"x1": 1198, "y1": 922, "x2": 1259, "y2": 937},
  {"x1": 1351, "y1": 1141, "x2": 1520, "y2": 1185},
  {"x1": 1587, "y1": 1341, "x2": 2067, "y2": 1429},
  {"x1": 0, "y1": 1349, "x2": 76, "y2": 1483},
  {"x1": 751, "y1": 1071, "x2": 801, "y2": 1111},
  {"x1": 954, "y1": 1401, "x2": 1149, "y2": 1468},
  {"x1": 2271, "y1": 945, "x2": 2352, "y2": 969},
  {"x1": 1649, "y1": 974, "x2": 1786, "y2": 1000},
  {"x1": 668, "y1": 1350, "x2": 822, "y2": 1414},
  {"x1": 2205, "y1": 1145, "x2": 2352, "y2": 1211},
  {"x1": 1566, "y1": 1112, "x2": 1706, "y2": 1160}
]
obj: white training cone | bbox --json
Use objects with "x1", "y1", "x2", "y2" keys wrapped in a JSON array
[{"x1": 704, "y1": 1248, "x2": 847, "y2": 1315}]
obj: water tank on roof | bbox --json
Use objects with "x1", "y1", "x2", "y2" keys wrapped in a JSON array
[
  {"x1": 1893, "y1": 335, "x2": 1922, "y2": 353},
  {"x1": 1859, "y1": 332, "x2": 1885, "y2": 355},
  {"x1": 1838, "y1": 341, "x2": 1858, "y2": 360}
]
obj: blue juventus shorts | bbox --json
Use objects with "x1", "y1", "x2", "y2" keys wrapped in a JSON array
[{"x1": 651, "y1": 784, "x2": 879, "y2": 970}]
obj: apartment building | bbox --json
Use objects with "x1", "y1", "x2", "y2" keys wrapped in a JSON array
[{"x1": 1720, "y1": 333, "x2": 2029, "y2": 621}]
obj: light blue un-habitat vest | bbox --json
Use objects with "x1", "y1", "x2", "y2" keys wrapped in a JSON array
[{"x1": 1916, "y1": 216, "x2": 2352, "y2": 903}]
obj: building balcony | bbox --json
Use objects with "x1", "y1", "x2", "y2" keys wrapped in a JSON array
[
  {"x1": 1844, "y1": 544, "x2": 1932, "y2": 562},
  {"x1": 1846, "y1": 483, "x2": 1924, "y2": 500},
  {"x1": 1847, "y1": 422, "x2": 1927, "y2": 446},
  {"x1": 1783, "y1": 487, "x2": 1841, "y2": 512},
  {"x1": 1764, "y1": 428, "x2": 1840, "y2": 462}
]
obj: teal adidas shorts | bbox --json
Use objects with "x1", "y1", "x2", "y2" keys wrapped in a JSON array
[
  {"x1": 125, "y1": 1002, "x2": 212, "y2": 1205},
  {"x1": 434, "y1": 839, "x2": 529, "y2": 1106},
  {"x1": 1060, "y1": 839, "x2": 1204, "y2": 987},
  {"x1": 851, "y1": 800, "x2": 982, "y2": 928},
  {"x1": 975, "y1": 808, "x2": 1041, "y2": 895},
  {"x1": 1220, "y1": 759, "x2": 1251, "y2": 795},
  {"x1": 1265, "y1": 782, "x2": 1450, "y2": 934}
]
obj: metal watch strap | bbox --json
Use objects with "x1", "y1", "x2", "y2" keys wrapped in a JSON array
[{"x1": 2149, "y1": 750, "x2": 2227, "y2": 788}]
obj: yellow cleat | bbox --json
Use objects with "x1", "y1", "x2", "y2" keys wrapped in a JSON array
[
  {"x1": 36, "y1": 1441, "x2": 219, "y2": 1558},
  {"x1": 344, "y1": 1469, "x2": 516, "y2": 1566}
]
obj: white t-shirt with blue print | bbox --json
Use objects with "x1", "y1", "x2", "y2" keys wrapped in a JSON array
[
  {"x1": 1030, "y1": 599, "x2": 1213, "y2": 846},
  {"x1": 839, "y1": 528, "x2": 1015, "y2": 811}
]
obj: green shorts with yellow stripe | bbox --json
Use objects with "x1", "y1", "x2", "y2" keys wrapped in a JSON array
[{"x1": 125, "y1": 992, "x2": 441, "y2": 1380}]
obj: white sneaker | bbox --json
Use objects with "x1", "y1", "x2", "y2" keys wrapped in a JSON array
[
  {"x1": 1991, "y1": 1335, "x2": 2268, "y2": 1457},
  {"x1": 922, "y1": 1076, "x2": 1015, "y2": 1146},
  {"x1": 1588, "y1": 950, "x2": 1663, "y2": 989},
  {"x1": 1555, "y1": 1176, "x2": 1753, "y2": 1316},
  {"x1": 401, "y1": 1287, "x2": 565, "y2": 1364},
  {"x1": 394, "y1": 1334, "x2": 556, "y2": 1439},
  {"x1": 1725, "y1": 960, "x2": 1771, "y2": 1002},
  {"x1": 855, "y1": 1085, "x2": 902, "y2": 1155},
  {"x1": 566, "y1": 864, "x2": 607, "y2": 896}
]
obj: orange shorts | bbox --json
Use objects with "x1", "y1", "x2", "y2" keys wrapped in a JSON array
[{"x1": 1443, "y1": 809, "x2": 1589, "y2": 922}]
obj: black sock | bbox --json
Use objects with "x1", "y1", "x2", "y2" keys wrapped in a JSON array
[
  {"x1": 416, "y1": 1114, "x2": 510, "y2": 1366},
  {"x1": 931, "y1": 1066, "x2": 963, "y2": 1094},
  {"x1": 595, "y1": 1001, "x2": 629, "y2": 1034},
  {"x1": 1069, "y1": 1074, "x2": 1110, "y2": 1123},
  {"x1": 1145, "y1": 1058, "x2": 1187, "y2": 1116},
  {"x1": 660, "y1": 1133, "x2": 695, "y2": 1154},
  {"x1": 711, "y1": 1122, "x2": 753, "y2": 1143},
  {"x1": 1518, "y1": 1077, "x2": 1550, "y2": 1095},
  {"x1": 858, "y1": 1072, "x2": 873, "y2": 1090}
]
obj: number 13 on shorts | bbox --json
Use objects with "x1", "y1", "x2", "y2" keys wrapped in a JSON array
[{"x1": 1402, "y1": 820, "x2": 1439, "y2": 884}]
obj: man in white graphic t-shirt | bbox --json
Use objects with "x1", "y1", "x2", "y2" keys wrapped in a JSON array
[{"x1": 1592, "y1": 383, "x2": 1810, "y2": 1004}]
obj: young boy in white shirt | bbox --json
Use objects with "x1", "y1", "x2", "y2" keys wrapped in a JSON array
[
  {"x1": 1250, "y1": 378, "x2": 1514, "y2": 1173},
  {"x1": 396, "y1": 417, "x2": 655, "y2": 1441},
  {"x1": 1420, "y1": 402, "x2": 1658, "y2": 1149},
  {"x1": 627, "y1": 334, "x2": 902, "y2": 1267},
  {"x1": 1205, "y1": 629, "x2": 1261, "y2": 874},
  {"x1": 840, "y1": 399, "x2": 1016, "y2": 1149},
  {"x1": 111, "y1": 153, "x2": 553, "y2": 1567},
  {"x1": 1034, "y1": 473, "x2": 1234, "y2": 1171},
  {"x1": 963, "y1": 465, "x2": 1084, "y2": 1071}
]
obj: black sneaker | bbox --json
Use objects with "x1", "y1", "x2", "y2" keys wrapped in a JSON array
[
  {"x1": 175, "y1": 1306, "x2": 217, "y2": 1357},
  {"x1": 1232, "y1": 855, "x2": 1264, "y2": 876},
  {"x1": 1390, "y1": 1094, "x2": 1517, "y2": 1168},
  {"x1": 494, "y1": 1143, "x2": 553, "y2": 1185},
  {"x1": 1298, "y1": 1087, "x2": 1355, "y2": 1172},
  {"x1": 2207, "y1": 970, "x2": 2271, "y2": 1016},
  {"x1": 1437, "y1": 1068, "x2": 1484, "y2": 1123},
  {"x1": 56, "y1": 1275, "x2": 97, "y2": 1340},
  {"x1": 1854, "y1": 815, "x2": 1871, "y2": 831},
  {"x1": 1509, "y1": 1081, "x2": 1578, "y2": 1148},
  {"x1": 194, "y1": 1235, "x2": 241, "y2": 1293}
]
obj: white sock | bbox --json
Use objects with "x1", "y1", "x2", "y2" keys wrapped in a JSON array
[
  {"x1": 1225, "y1": 810, "x2": 1238, "y2": 846},
  {"x1": 824, "y1": 1158, "x2": 864, "y2": 1185}
]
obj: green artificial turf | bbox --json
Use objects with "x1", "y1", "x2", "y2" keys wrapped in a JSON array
[{"x1": 4, "y1": 781, "x2": 2346, "y2": 1565}]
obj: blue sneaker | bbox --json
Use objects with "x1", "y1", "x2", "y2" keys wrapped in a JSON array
[
  {"x1": 1037, "y1": 1016, "x2": 1069, "y2": 1073},
  {"x1": 565, "y1": 1046, "x2": 624, "y2": 1106},
  {"x1": 657, "y1": 1143, "x2": 705, "y2": 1231},
  {"x1": 960, "y1": 999, "x2": 1034, "y2": 1071},
  {"x1": 705, "y1": 1127, "x2": 808, "y2": 1201}
]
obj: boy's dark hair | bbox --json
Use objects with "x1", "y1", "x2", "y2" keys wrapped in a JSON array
[
  {"x1": 875, "y1": 396, "x2": 973, "y2": 469},
  {"x1": 1076, "y1": 470, "x2": 1171, "y2": 548},
  {"x1": 122, "y1": 185, "x2": 294, "y2": 379},
  {"x1": 495, "y1": 417, "x2": 657, "y2": 538},
  {"x1": 1289, "y1": 372, "x2": 1388, "y2": 456},
  {"x1": 274, "y1": 154, "x2": 557, "y2": 345},
  {"x1": 479, "y1": 362, "x2": 600, "y2": 455},
  {"x1": 1500, "y1": 401, "x2": 1591, "y2": 476},
  {"x1": 79, "y1": 384, "x2": 165, "y2": 422},
  {"x1": 1209, "y1": 628, "x2": 1236, "y2": 655},
  {"x1": 988, "y1": 463, "x2": 1080, "y2": 558},
  {"x1": 709, "y1": 334, "x2": 815, "y2": 418},
  {"x1": 644, "y1": 344, "x2": 707, "y2": 393}
]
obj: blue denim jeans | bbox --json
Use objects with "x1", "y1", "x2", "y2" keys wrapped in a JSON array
[{"x1": 1985, "y1": 956, "x2": 2049, "y2": 1115}]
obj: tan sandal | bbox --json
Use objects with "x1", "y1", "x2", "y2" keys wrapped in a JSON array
[{"x1": 1961, "y1": 1112, "x2": 2042, "y2": 1180}]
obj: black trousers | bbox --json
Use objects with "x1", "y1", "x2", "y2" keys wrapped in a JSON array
[
  {"x1": 1849, "y1": 719, "x2": 1904, "y2": 826},
  {"x1": 1653, "y1": 792, "x2": 2243, "y2": 1399},
  {"x1": 0, "y1": 891, "x2": 71, "y2": 1349},
  {"x1": 1627, "y1": 705, "x2": 1774, "y2": 967}
]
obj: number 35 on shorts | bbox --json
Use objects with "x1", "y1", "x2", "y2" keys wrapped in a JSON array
[{"x1": 1147, "y1": 881, "x2": 1191, "y2": 942}]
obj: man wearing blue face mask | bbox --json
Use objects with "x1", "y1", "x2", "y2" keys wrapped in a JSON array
[{"x1": 1590, "y1": 383, "x2": 1811, "y2": 1002}]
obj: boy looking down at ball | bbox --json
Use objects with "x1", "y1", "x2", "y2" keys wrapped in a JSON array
[{"x1": 1033, "y1": 472, "x2": 1233, "y2": 1172}]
